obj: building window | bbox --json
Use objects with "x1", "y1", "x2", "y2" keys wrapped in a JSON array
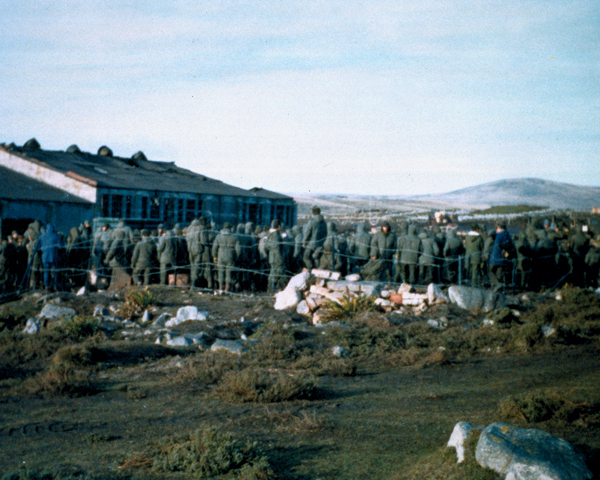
[
  {"x1": 197, "y1": 199, "x2": 203, "y2": 218},
  {"x1": 150, "y1": 197, "x2": 161, "y2": 219},
  {"x1": 101, "y1": 194, "x2": 110, "y2": 217},
  {"x1": 141, "y1": 197, "x2": 148, "y2": 219},
  {"x1": 164, "y1": 198, "x2": 175, "y2": 225},
  {"x1": 177, "y1": 199, "x2": 184, "y2": 222},
  {"x1": 125, "y1": 196, "x2": 132, "y2": 218},
  {"x1": 111, "y1": 195, "x2": 123, "y2": 218},
  {"x1": 186, "y1": 200, "x2": 196, "y2": 222}
]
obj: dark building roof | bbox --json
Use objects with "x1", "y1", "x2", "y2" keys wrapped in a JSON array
[
  {"x1": 248, "y1": 187, "x2": 295, "y2": 201},
  {"x1": 0, "y1": 165, "x2": 92, "y2": 204},
  {"x1": 3, "y1": 144, "x2": 294, "y2": 200}
]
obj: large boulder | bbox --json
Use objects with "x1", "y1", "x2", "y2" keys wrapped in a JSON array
[
  {"x1": 286, "y1": 271, "x2": 312, "y2": 291},
  {"x1": 476, "y1": 423, "x2": 592, "y2": 480},
  {"x1": 165, "y1": 307, "x2": 209, "y2": 327},
  {"x1": 428, "y1": 283, "x2": 449, "y2": 304},
  {"x1": 274, "y1": 288, "x2": 303, "y2": 310},
  {"x1": 22, "y1": 318, "x2": 41, "y2": 334},
  {"x1": 38, "y1": 304, "x2": 77, "y2": 320},
  {"x1": 448, "y1": 286, "x2": 504, "y2": 313},
  {"x1": 447, "y1": 421, "x2": 482, "y2": 463}
]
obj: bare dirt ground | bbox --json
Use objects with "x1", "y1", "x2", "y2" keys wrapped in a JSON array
[{"x1": 1, "y1": 286, "x2": 600, "y2": 479}]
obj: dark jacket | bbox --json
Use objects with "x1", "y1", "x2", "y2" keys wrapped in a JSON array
[{"x1": 38, "y1": 224, "x2": 63, "y2": 265}]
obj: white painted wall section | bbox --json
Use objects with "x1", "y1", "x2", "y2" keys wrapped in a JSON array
[{"x1": 0, "y1": 149, "x2": 97, "y2": 203}]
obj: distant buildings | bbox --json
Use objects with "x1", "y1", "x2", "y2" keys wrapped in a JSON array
[{"x1": 0, "y1": 138, "x2": 296, "y2": 235}]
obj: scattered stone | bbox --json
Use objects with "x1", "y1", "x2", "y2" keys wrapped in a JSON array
[
  {"x1": 448, "y1": 286, "x2": 504, "y2": 313},
  {"x1": 555, "y1": 293, "x2": 563, "y2": 301},
  {"x1": 76, "y1": 286, "x2": 86, "y2": 296},
  {"x1": 483, "y1": 319, "x2": 495, "y2": 326},
  {"x1": 476, "y1": 422, "x2": 592, "y2": 480},
  {"x1": 38, "y1": 304, "x2": 77, "y2": 320},
  {"x1": 167, "y1": 336, "x2": 194, "y2": 347},
  {"x1": 93, "y1": 305, "x2": 110, "y2": 317},
  {"x1": 428, "y1": 319, "x2": 445, "y2": 329},
  {"x1": 312, "y1": 311, "x2": 325, "y2": 326},
  {"x1": 345, "y1": 273, "x2": 361, "y2": 282},
  {"x1": 542, "y1": 325, "x2": 557, "y2": 337},
  {"x1": 332, "y1": 346, "x2": 349, "y2": 357},
  {"x1": 521, "y1": 293, "x2": 531, "y2": 303},
  {"x1": 286, "y1": 271, "x2": 312, "y2": 291},
  {"x1": 414, "y1": 302, "x2": 428, "y2": 313},
  {"x1": 312, "y1": 269, "x2": 341, "y2": 280},
  {"x1": 326, "y1": 280, "x2": 384, "y2": 297},
  {"x1": 428, "y1": 283, "x2": 449, "y2": 304},
  {"x1": 176, "y1": 306, "x2": 208, "y2": 321},
  {"x1": 305, "y1": 296, "x2": 319, "y2": 312},
  {"x1": 296, "y1": 300, "x2": 311, "y2": 316},
  {"x1": 274, "y1": 288, "x2": 303, "y2": 310},
  {"x1": 141, "y1": 310, "x2": 151, "y2": 323},
  {"x1": 380, "y1": 290, "x2": 392, "y2": 299},
  {"x1": 374, "y1": 298, "x2": 392, "y2": 308},
  {"x1": 447, "y1": 421, "x2": 482, "y2": 463},
  {"x1": 23, "y1": 318, "x2": 41, "y2": 334},
  {"x1": 152, "y1": 313, "x2": 171, "y2": 328},
  {"x1": 210, "y1": 339, "x2": 246, "y2": 355},
  {"x1": 398, "y1": 283, "x2": 413, "y2": 294}
]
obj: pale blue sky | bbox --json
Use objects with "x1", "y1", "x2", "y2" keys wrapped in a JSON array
[{"x1": 1, "y1": 1, "x2": 598, "y2": 195}]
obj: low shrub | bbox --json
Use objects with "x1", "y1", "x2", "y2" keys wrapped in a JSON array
[
  {"x1": 320, "y1": 293, "x2": 377, "y2": 323},
  {"x1": 52, "y1": 345, "x2": 96, "y2": 368},
  {"x1": 62, "y1": 316, "x2": 102, "y2": 341},
  {"x1": 217, "y1": 368, "x2": 317, "y2": 403},
  {"x1": 151, "y1": 427, "x2": 272, "y2": 478},
  {"x1": 174, "y1": 351, "x2": 241, "y2": 388},
  {"x1": 20, "y1": 364, "x2": 96, "y2": 397},
  {"x1": 121, "y1": 286, "x2": 158, "y2": 319}
]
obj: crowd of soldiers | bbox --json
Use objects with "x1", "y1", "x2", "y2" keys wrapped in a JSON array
[{"x1": 1, "y1": 206, "x2": 600, "y2": 296}]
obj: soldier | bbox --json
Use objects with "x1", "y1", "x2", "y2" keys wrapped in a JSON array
[
  {"x1": 37, "y1": 223, "x2": 64, "y2": 292},
  {"x1": 361, "y1": 221, "x2": 397, "y2": 282},
  {"x1": 302, "y1": 206, "x2": 328, "y2": 271},
  {"x1": 398, "y1": 224, "x2": 421, "y2": 285},
  {"x1": 104, "y1": 229, "x2": 129, "y2": 288},
  {"x1": 66, "y1": 226, "x2": 86, "y2": 287},
  {"x1": 199, "y1": 217, "x2": 214, "y2": 289},
  {"x1": 464, "y1": 224, "x2": 484, "y2": 287},
  {"x1": 236, "y1": 223, "x2": 254, "y2": 291},
  {"x1": 347, "y1": 224, "x2": 371, "y2": 274},
  {"x1": 489, "y1": 223, "x2": 517, "y2": 290},
  {"x1": 157, "y1": 230, "x2": 178, "y2": 285},
  {"x1": 443, "y1": 229, "x2": 464, "y2": 284},
  {"x1": 131, "y1": 230, "x2": 157, "y2": 286},
  {"x1": 569, "y1": 224, "x2": 590, "y2": 287},
  {"x1": 291, "y1": 225, "x2": 304, "y2": 274},
  {"x1": 318, "y1": 221, "x2": 340, "y2": 272},
  {"x1": 265, "y1": 219, "x2": 285, "y2": 293},
  {"x1": 418, "y1": 229, "x2": 440, "y2": 285},
  {"x1": 212, "y1": 222, "x2": 240, "y2": 292},
  {"x1": 187, "y1": 219, "x2": 202, "y2": 287},
  {"x1": 585, "y1": 235, "x2": 600, "y2": 288}
]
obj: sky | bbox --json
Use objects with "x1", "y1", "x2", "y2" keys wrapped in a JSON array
[{"x1": 1, "y1": 1, "x2": 598, "y2": 196}]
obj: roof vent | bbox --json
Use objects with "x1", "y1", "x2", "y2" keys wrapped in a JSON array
[
  {"x1": 66, "y1": 144, "x2": 81, "y2": 154},
  {"x1": 23, "y1": 138, "x2": 40, "y2": 150},
  {"x1": 98, "y1": 146, "x2": 113, "y2": 157},
  {"x1": 132, "y1": 151, "x2": 147, "y2": 161}
]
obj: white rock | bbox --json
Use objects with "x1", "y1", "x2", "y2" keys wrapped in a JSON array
[
  {"x1": 167, "y1": 336, "x2": 194, "y2": 347},
  {"x1": 210, "y1": 339, "x2": 246, "y2": 355},
  {"x1": 176, "y1": 306, "x2": 208, "y2": 321},
  {"x1": 296, "y1": 300, "x2": 311, "y2": 316},
  {"x1": 184, "y1": 332, "x2": 210, "y2": 345},
  {"x1": 152, "y1": 313, "x2": 171, "y2": 327},
  {"x1": 476, "y1": 423, "x2": 592, "y2": 480},
  {"x1": 22, "y1": 318, "x2": 41, "y2": 334},
  {"x1": 332, "y1": 346, "x2": 349, "y2": 357},
  {"x1": 427, "y1": 319, "x2": 441, "y2": 328},
  {"x1": 447, "y1": 422, "x2": 482, "y2": 463},
  {"x1": 380, "y1": 290, "x2": 392, "y2": 299},
  {"x1": 483, "y1": 319, "x2": 495, "y2": 326},
  {"x1": 285, "y1": 271, "x2": 312, "y2": 291},
  {"x1": 345, "y1": 274, "x2": 361, "y2": 282},
  {"x1": 274, "y1": 288, "x2": 303, "y2": 310},
  {"x1": 93, "y1": 305, "x2": 110, "y2": 317},
  {"x1": 375, "y1": 298, "x2": 392, "y2": 307},
  {"x1": 448, "y1": 285, "x2": 504, "y2": 313},
  {"x1": 165, "y1": 317, "x2": 184, "y2": 327},
  {"x1": 542, "y1": 325, "x2": 557, "y2": 337},
  {"x1": 398, "y1": 283, "x2": 413, "y2": 293},
  {"x1": 311, "y1": 269, "x2": 341, "y2": 280},
  {"x1": 427, "y1": 283, "x2": 450, "y2": 305},
  {"x1": 76, "y1": 286, "x2": 86, "y2": 296},
  {"x1": 38, "y1": 304, "x2": 77, "y2": 320},
  {"x1": 141, "y1": 310, "x2": 151, "y2": 323},
  {"x1": 312, "y1": 312, "x2": 325, "y2": 326}
]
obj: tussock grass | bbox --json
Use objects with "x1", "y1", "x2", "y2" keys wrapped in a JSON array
[
  {"x1": 150, "y1": 427, "x2": 272, "y2": 478},
  {"x1": 62, "y1": 316, "x2": 102, "y2": 341},
  {"x1": 20, "y1": 364, "x2": 96, "y2": 397},
  {"x1": 121, "y1": 286, "x2": 158, "y2": 319},
  {"x1": 217, "y1": 368, "x2": 317, "y2": 403},
  {"x1": 321, "y1": 293, "x2": 377, "y2": 323},
  {"x1": 175, "y1": 351, "x2": 242, "y2": 388}
]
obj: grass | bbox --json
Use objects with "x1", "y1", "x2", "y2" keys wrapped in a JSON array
[
  {"x1": 320, "y1": 293, "x2": 378, "y2": 323},
  {"x1": 475, "y1": 205, "x2": 547, "y2": 215},
  {"x1": 121, "y1": 286, "x2": 158, "y2": 319},
  {"x1": 148, "y1": 427, "x2": 272, "y2": 478},
  {"x1": 62, "y1": 316, "x2": 103, "y2": 341},
  {"x1": 216, "y1": 368, "x2": 318, "y2": 403}
]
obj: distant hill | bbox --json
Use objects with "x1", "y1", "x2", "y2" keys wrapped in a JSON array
[
  {"x1": 292, "y1": 178, "x2": 600, "y2": 216},
  {"x1": 412, "y1": 178, "x2": 600, "y2": 210}
]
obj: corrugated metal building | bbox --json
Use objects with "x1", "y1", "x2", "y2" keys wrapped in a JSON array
[{"x1": 0, "y1": 139, "x2": 296, "y2": 235}]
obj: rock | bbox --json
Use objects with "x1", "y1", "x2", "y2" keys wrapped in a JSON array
[
  {"x1": 274, "y1": 288, "x2": 303, "y2": 310},
  {"x1": 414, "y1": 302, "x2": 428, "y2": 313},
  {"x1": 310, "y1": 285, "x2": 333, "y2": 296},
  {"x1": 402, "y1": 292, "x2": 429, "y2": 306},
  {"x1": 167, "y1": 336, "x2": 194, "y2": 347},
  {"x1": 428, "y1": 283, "x2": 449, "y2": 304},
  {"x1": 332, "y1": 346, "x2": 349, "y2": 357},
  {"x1": 312, "y1": 269, "x2": 341, "y2": 280},
  {"x1": 152, "y1": 313, "x2": 171, "y2": 327},
  {"x1": 398, "y1": 283, "x2": 413, "y2": 294},
  {"x1": 325, "y1": 280, "x2": 384, "y2": 297},
  {"x1": 476, "y1": 423, "x2": 592, "y2": 480},
  {"x1": 23, "y1": 318, "x2": 41, "y2": 334},
  {"x1": 312, "y1": 311, "x2": 325, "y2": 326},
  {"x1": 176, "y1": 306, "x2": 208, "y2": 321},
  {"x1": 447, "y1": 421, "x2": 482, "y2": 463},
  {"x1": 448, "y1": 286, "x2": 504, "y2": 313},
  {"x1": 542, "y1": 325, "x2": 557, "y2": 337},
  {"x1": 210, "y1": 339, "x2": 246, "y2": 355},
  {"x1": 389, "y1": 293, "x2": 403, "y2": 305},
  {"x1": 76, "y1": 286, "x2": 86, "y2": 296},
  {"x1": 141, "y1": 310, "x2": 151, "y2": 323},
  {"x1": 380, "y1": 290, "x2": 392, "y2": 299},
  {"x1": 483, "y1": 319, "x2": 495, "y2": 326},
  {"x1": 286, "y1": 271, "x2": 312, "y2": 291},
  {"x1": 305, "y1": 296, "x2": 319, "y2": 311},
  {"x1": 375, "y1": 298, "x2": 392, "y2": 307},
  {"x1": 428, "y1": 319, "x2": 445, "y2": 329},
  {"x1": 93, "y1": 305, "x2": 110, "y2": 317},
  {"x1": 345, "y1": 274, "x2": 361, "y2": 282},
  {"x1": 38, "y1": 304, "x2": 77, "y2": 320},
  {"x1": 296, "y1": 300, "x2": 311, "y2": 316}
]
